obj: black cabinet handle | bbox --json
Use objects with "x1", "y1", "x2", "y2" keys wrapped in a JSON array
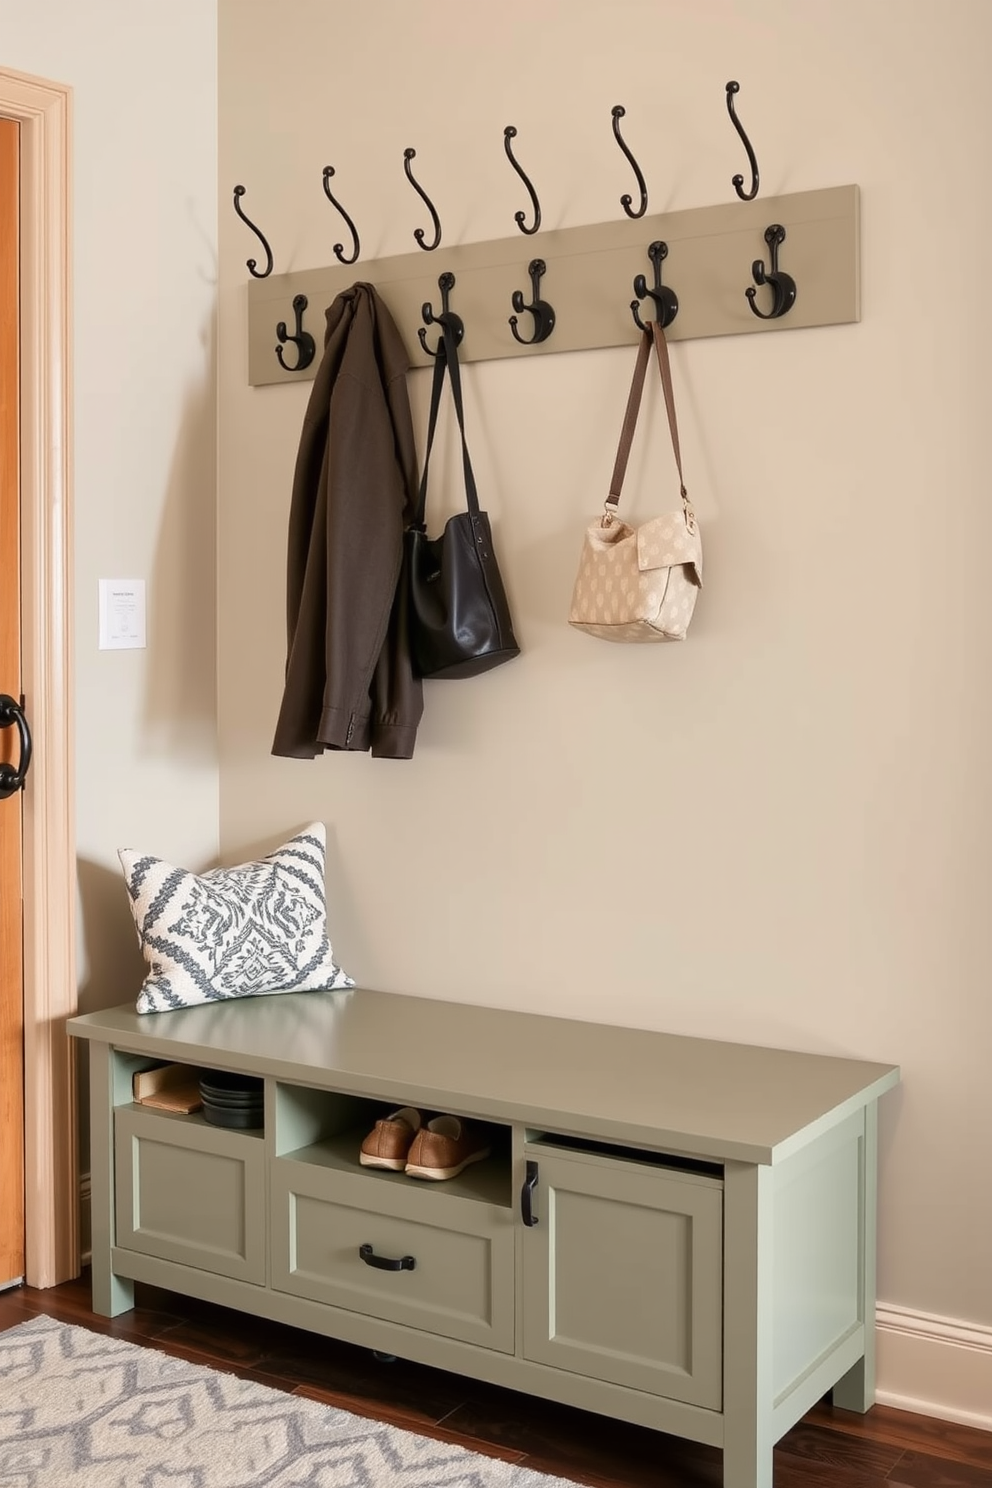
[
  {"x1": 521, "y1": 1160, "x2": 539, "y2": 1226},
  {"x1": 0, "y1": 694, "x2": 32, "y2": 802},
  {"x1": 359, "y1": 1243, "x2": 415, "y2": 1272}
]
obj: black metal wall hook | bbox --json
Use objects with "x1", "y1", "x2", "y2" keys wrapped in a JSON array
[
  {"x1": 726, "y1": 81, "x2": 759, "y2": 202},
  {"x1": 747, "y1": 224, "x2": 797, "y2": 319},
  {"x1": 503, "y1": 126, "x2": 541, "y2": 235},
  {"x1": 275, "y1": 294, "x2": 317, "y2": 372},
  {"x1": 418, "y1": 272, "x2": 465, "y2": 357},
  {"x1": 611, "y1": 105, "x2": 648, "y2": 220},
  {"x1": 321, "y1": 166, "x2": 360, "y2": 265},
  {"x1": 404, "y1": 148, "x2": 442, "y2": 251},
  {"x1": 232, "y1": 184, "x2": 274, "y2": 278},
  {"x1": 631, "y1": 241, "x2": 678, "y2": 331},
  {"x1": 509, "y1": 259, "x2": 555, "y2": 345}
]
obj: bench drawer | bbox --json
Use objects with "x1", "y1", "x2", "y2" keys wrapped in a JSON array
[{"x1": 272, "y1": 1159, "x2": 514, "y2": 1352}]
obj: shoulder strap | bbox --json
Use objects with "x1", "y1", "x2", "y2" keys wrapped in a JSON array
[
  {"x1": 411, "y1": 341, "x2": 449, "y2": 530},
  {"x1": 411, "y1": 324, "x2": 481, "y2": 530},
  {"x1": 441, "y1": 322, "x2": 482, "y2": 519},
  {"x1": 603, "y1": 321, "x2": 692, "y2": 529},
  {"x1": 649, "y1": 320, "x2": 686, "y2": 502},
  {"x1": 605, "y1": 328, "x2": 652, "y2": 520}
]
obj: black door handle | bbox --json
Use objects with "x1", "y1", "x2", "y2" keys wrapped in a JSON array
[
  {"x1": 521, "y1": 1160, "x2": 539, "y2": 1226},
  {"x1": 359, "y1": 1243, "x2": 416, "y2": 1272},
  {"x1": 0, "y1": 694, "x2": 32, "y2": 801}
]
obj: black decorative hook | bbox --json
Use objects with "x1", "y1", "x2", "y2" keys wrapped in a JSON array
[
  {"x1": 503, "y1": 126, "x2": 541, "y2": 235},
  {"x1": 611, "y1": 106, "x2": 648, "y2": 220},
  {"x1": 418, "y1": 272, "x2": 464, "y2": 357},
  {"x1": 509, "y1": 259, "x2": 555, "y2": 345},
  {"x1": 232, "y1": 184, "x2": 274, "y2": 278},
  {"x1": 275, "y1": 294, "x2": 317, "y2": 372},
  {"x1": 726, "y1": 81, "x2": 759, "y2": 202},
  {"x1": 322, "y1": 166, "x2": 360, "y2": 265},
  {"x1": 404, "y1": 148, "x2": 442, "y2": 251},
  {"x1": 747, "y1": 224, "x2": 796, "y2": 319},
  {"x1": 631, "y1": 241, "x2": 678, "y2": 331}
]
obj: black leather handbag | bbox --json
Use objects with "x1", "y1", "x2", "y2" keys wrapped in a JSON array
[{"x1": 404, "y1": 322, "x2": 520, "y2": 680}]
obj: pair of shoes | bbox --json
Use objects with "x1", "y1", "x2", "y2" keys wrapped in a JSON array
[{"x1": 359, "y1": 1108, "x2": 492, "y2": 1181}]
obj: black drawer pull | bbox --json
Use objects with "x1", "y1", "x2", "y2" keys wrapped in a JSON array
[
  {"x1": 359, "y1": 1243, "x2": 416, "y2": 1272},
  {"x1": 521, "y1": 1160, "x2": 539, "y2": 1226}
]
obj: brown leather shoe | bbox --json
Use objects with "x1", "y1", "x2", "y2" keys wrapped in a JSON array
[
  {"x1": 359, "y1": 1107, "x2": 423, "y2": 1171},
  {"x1": 404, "y1": 1115, "x2": 492, "y2": 1181}
]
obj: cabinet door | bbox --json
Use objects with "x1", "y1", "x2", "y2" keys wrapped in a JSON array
[
  {"x1": 115, "y1": 1108, "x2": 266, "y2": 1284},
  {"x1": 521, "y1": 1147, "x2": 723, "y2": 1409}
]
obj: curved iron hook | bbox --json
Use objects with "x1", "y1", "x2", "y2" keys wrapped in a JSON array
[
  {"x1": 418, "y1": 272, "x2": 465, "y2": 357},
  {"x1": 503, "y1": 126, "x2": 542, "y2": 235},
  {"x1": 275, "y1": 294, "x2": 317, "y2": 372},
  {"x1": 611, "y1": 106, "x2": 648, "y2": 220},
  {"x1": 321, "y1": 166, "x2": 360, "y2": 265},
  {"x1": 726, "y1": 81, "x2": 759, "y2": 202},
  {"x1": 631, "y1": 241, "x2": 678, "y2": 331},
  {"x1": 232, "y1": 184, "x2": 274, "y2": 278},
  {"x1": 509, "y1": 259, "x2": 556, "y2": 345},
  {"x1": 746, "y1": 224, "x2": 797, "y2": 320},
  {"x1": 403, "y1": 148, "x2": 442, "y2": 251}
]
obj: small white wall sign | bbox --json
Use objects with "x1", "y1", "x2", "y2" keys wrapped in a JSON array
[{"x1": 99, "y1": 579, "x2": 146, "y2": 650}]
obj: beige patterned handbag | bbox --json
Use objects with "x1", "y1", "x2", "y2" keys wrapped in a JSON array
[{"x1": 569, "y1": 319, "x2": 702, "y2": 642}]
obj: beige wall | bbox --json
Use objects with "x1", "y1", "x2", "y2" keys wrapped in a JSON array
[
  {"x1": 1, "y1": 2, "x2": 221, "y2": 1013},
  {"x1": 7, "y1": 0, "x2": 988, "y2": 1414},
  {"x1": 217, "y1": 0, "x2": 992, "y2": 1346}
]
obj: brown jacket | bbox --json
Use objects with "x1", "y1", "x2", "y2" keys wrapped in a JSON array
[{"x1": 271, "y1": 284, "x2": 423, "y2": 759}]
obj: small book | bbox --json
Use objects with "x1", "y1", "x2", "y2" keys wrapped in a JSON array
[{"x1": 132, "y1": 1063, "x2": 203, "y2": 1114}]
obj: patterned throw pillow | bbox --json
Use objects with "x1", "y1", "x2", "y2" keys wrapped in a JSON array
[{"x1": 118, "y1": 823, "x2": 355, "y2": 1015}]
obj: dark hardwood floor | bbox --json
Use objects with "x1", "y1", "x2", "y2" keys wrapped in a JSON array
[{"x1": 1, "y1": 1271, "x2": 989, "y2": 1487}]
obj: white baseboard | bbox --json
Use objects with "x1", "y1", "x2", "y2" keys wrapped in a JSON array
[{"x1": 876, "y1": 1303, "x2": 992, "y2": 1432}]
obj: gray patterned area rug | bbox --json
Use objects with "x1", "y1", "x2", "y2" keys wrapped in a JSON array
[{"x1": 0, "y1": 1316, "x2": 581, "y2": 1488}]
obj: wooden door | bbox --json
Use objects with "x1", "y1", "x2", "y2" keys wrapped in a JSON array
[{"x1": 0, "y1": 115, "x2": 25, "y2": 1288}]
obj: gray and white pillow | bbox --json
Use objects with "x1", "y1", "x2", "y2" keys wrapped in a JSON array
[{"x1": 119, "y1": 822, "x2": 355, "y2": 1015}]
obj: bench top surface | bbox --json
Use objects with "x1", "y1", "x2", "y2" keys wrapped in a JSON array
[{"x1": 69, "y1": 987, "x2": 899, "y2": 1164}]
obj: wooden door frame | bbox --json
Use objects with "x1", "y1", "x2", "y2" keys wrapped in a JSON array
[
  {"x1": 1, "y1": 116, "x2": 25, "y2": 1287},
  {"x1": 0, "y1": 66, "x2": 77, "y2": 1287}
]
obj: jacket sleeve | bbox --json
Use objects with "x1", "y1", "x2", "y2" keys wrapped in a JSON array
[
  {"x1": 314, "y1": 366, "x2": 412, "y2": 751},
  {"x1": 271, "y1": 297, "x2": 352, "y2": 758},
  {"x1": 366, "y1": 303, "x2": 424, "y2": 759}
]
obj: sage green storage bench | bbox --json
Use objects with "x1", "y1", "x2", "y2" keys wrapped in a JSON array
[{"x1": 69, "y1": 987, "x2": 899, "y2": 1488}]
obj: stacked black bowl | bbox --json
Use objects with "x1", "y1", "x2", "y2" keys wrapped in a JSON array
[{"x1": 199, "y1": 1069, "x2": 264, "y2": 1129}]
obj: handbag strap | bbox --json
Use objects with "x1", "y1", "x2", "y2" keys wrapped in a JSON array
[
  {"x1": 411, "y1": 322, "x2": 481, "y2": 530},
  {"x1": 604, "y1": 320, "x2": 695, "y2": 531}
]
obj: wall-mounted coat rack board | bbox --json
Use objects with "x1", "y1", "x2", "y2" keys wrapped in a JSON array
[{"x1": 246, "y1": 183, "x2": 859, "y2": 388}]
